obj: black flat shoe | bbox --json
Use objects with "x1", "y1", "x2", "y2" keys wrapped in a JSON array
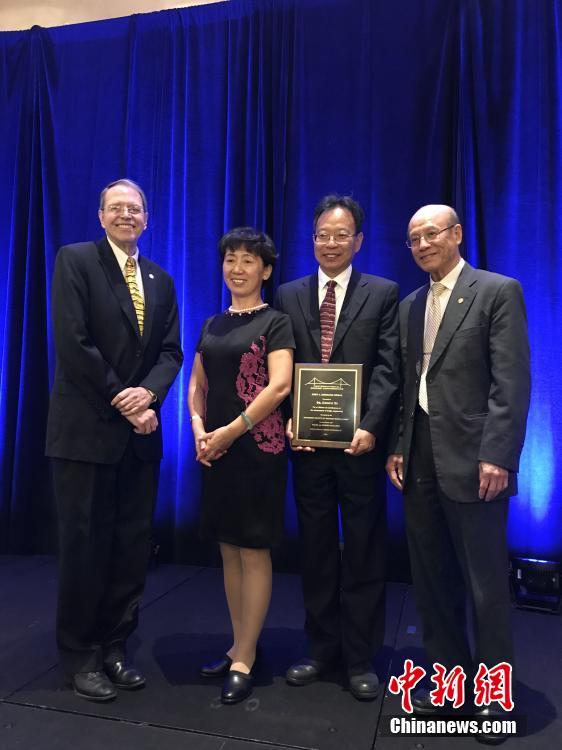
[
  {"x1": 72, "y1": 671, "x2": 117, "y2": 702},
  {"x1": 103, "y1": 660, "x2": 146, "y2": 690},
  {"x1": 200, "y1": 654, "x2": 233, "y2": 678},
  {"x1": 221, "y1": 670, "x2": 253, "y2": 704}
]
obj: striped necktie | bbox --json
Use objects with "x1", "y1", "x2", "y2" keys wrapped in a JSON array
[
  {"x1": 320, "y1": 280, "x2": 337, "y2": 363},
  {"x1": 419, "y1": 282, "x2": 446, "y2": 412},
  {"x1": 125, "y1": 257, "x2": 144, "y2": 335}
]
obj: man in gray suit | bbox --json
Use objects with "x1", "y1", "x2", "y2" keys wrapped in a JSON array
[{"x1": 386, "y1": 205, "x2": 530, "y2": 729}]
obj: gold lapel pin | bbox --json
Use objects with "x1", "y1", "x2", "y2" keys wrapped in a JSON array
[{"x1": 457, "y1": 297, "x2": 464, "y2": 303}]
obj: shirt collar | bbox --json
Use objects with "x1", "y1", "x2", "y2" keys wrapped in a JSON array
[
  {"x1": 106, "y1": 235, "x2": 139, "y2": 272},
  {"x1": 430, "y1": 257, "x2": 465, "y2": 292},
  {"x1": 318, "y1": 264, "x2": 353, "y2": 290}
]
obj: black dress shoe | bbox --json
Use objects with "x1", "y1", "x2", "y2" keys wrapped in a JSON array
[
  {"x1": 475, "y1": 707, "x2": 510, "y2": 745},
  {"x1": 286, "y1": 658, "x2": 325, "y2": 686},
  {"x1": 221, "y1": 670, "x2": 253, "y2": 704},
  {"x1": 200, "y1": 655, "x2": 233, "y2": 678},
  {"x1": 72, "y1": 671, "x2": 117, "y2": 702},
  {"x1": 103, "y1": 660, "x2": 146, "y2": 690},
  {"x1": 349, "y1": 671, "x2": 380, "y2": 701}
]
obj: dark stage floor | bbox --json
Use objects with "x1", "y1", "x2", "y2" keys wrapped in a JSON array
[{"x1": 0, "y1": 555, "x2": 559, "y2": 749}]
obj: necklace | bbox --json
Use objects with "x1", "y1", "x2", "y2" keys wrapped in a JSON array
[{"x1": 227, "y1": 302, "x2": 269, "y2": 316}]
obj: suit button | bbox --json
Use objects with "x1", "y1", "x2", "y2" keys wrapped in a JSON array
[
  {"x1": 136, "y1": 349, "x2": 141, "y2": 358},
  {"x1": 410, "y1": 410, "x2": 415, "y2": 418},
  {"x1": 427, "y1": 378, "x2": 433, "y2": 384}
]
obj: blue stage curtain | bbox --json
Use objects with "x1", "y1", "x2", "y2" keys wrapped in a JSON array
[{"x1": 0, "y1": 0, "x2": 560, "y2": 567}]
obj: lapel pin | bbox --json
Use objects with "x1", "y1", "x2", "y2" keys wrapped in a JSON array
[
  {"x1": 149, "y1": 273, "x2": 154, "y2": 279},
  {"x1": 457, "y1": 297, "x2": 464, "y2": 303}
]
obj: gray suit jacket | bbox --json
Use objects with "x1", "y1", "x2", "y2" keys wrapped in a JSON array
[{"x1": 394, "y1": 262, "x2": 530, "y2": 501}]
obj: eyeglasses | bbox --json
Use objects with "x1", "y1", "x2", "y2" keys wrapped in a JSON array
[
  {"x1": 104, "y1": 203, "x2": 144, "y2": 216},
  {"x1": 406, "y1": 224, "x2": 456, "y2": 249},
  {"x1": 313, "y1": 231, "x2": 356, "y2": 245}
]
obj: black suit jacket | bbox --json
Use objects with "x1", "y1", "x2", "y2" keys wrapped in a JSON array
[
  {"x1": 46, "y1": 238, "x2": 183, "y2": 464},
  {"x1": 394, "y1": 262, "x2": 530, "y2": 501},
  {"x1": 275, "y1": 269, "x2": 400, "y2": 466}
]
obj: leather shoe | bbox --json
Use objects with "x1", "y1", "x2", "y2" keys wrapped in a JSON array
[
  {"x1": 103, "y1": 660, "x2": 146, "y2": 690},
  {"x1": 286, "y1": 658, "x2": 325, "y2": 686},
  {"x1": 221, "y1": 670, "x2": 253, "y2": 704},
  {"x1": 475, "y1": 707, "x2": 510, "y2": 745},
  {"x1": 412, "y1": 687, "x2": 440, "y2": 715},
  {"x1": 349, "y1": 671, "x2": 380, "y2": 701},
  {"x1": 72, "y1": 671, "x2": 117, "y2": 702},
  {"x1": 200, "y1": 654, "x2": 233, "y2": 678}
]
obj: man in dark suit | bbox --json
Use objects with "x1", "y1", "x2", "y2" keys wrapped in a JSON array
[
  {"x1": 386, "y1": 205, "x2": 530, "y2": 726},
  {"x1": 46, "y1": 179, "x2": 183, "y2": 702},
  {"x1": 275, "y1": 195, "x2": 399, "y2": 700}
]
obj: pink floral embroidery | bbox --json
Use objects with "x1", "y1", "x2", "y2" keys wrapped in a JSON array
[{"x1": 236, "y1": 336, "x2": 285, "y2": 454}]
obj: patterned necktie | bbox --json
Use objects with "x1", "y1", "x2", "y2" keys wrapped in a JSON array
[
  {"x1": 125, "y1": 257, "x2": 144, "y2": 335},
  {"x1": 419, "y1": 282, "x2": 446, "y2": 413},
  {"x1": 320, "y1": 280, "x2": 337, "y2": 363}
]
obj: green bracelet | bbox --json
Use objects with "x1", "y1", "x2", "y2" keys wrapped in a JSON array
[{"x1": 240, "y1": 410, "x2": 254, "y2": 431}]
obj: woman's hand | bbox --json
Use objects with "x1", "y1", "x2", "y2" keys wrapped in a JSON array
[
  {"x1": 198, "y1": 424, "x2": 238, "y2": 463},
  {"x1": 193, "y1": 426, "x2": 211, "y2": 466},
  {"x1": 191, "y1": 421, "x2": 212, "y2": 467}
]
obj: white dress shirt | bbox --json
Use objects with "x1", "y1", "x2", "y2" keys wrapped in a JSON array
[
  {"x1": 419, "y1": 258, "x2": 465, "y2": 408},
  {"x1": 107, "y1": 236, "x2": 145, "y2": 300},
  {"x1": 318, "y1": 264, "x2": 353, "y2": 328}
]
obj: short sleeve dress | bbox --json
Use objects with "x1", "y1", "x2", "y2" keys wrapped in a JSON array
[{"x1": 196, "y1": 305, "x2": 295, "y2": 549}]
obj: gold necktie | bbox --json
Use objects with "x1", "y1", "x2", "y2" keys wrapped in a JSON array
[
  {"x1": 125, "y1": 257, "x2": 144, "y2": 335},
  {"x1": 419, "y1": 282, "x2": 446, "y2": 413}
]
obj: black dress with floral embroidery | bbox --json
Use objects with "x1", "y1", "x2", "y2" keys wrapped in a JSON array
[{"x1": 196, "y1": 306, "x2": 294, "y2": 548}]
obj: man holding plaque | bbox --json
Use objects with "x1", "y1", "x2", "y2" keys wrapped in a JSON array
[{"x1": 275, "y1": 195, "x2": 399, "y2": 700}]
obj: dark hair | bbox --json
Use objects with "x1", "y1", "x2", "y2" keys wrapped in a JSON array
[
  {"x1": 99, "y1": 179, "x2": 148, "y2": 212},
  {"x1": 313, "y1": 194, "x2": 365, "y2": 233},
  {"x1": 218, "y1": 226, "x2": 278, "y2": 268}
]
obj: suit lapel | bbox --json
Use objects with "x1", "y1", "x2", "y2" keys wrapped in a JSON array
[
  {"x1": 139, "y1": 257, "x2": 155, "y2": 344},
  {"x1": 97, "y1": 238, "x2": 142, "y2": 340},
  {"x1": 296, "y1": 274, "x2": 321, "y2": 358},
  {"x1": 407, "y1": 285, "x2": 428, "y2": 377},
  {"x1": 330, "y1": 269, "x2": 369, "y2": 357},
  {"x1": 428, "y1": 263, "x2": 478, "y2": 372}
]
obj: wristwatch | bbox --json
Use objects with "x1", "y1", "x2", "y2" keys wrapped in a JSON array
[{"x1": 145, "y1": 388, "x2": 157, "y2": 404}]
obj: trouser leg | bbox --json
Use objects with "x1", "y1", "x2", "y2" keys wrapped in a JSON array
[
  {"x1": 338, "y1": 462, "x2": 386, "y2": 671},
  {"x1": 293, "y1": 451, "x2": 341, "y2": 663},
  {"x1": 53, "y1": 457, "x2": 116, "y2": 674},
  {"x1": 97, "y1": 443, "x2": 158, "y2": 661},
  {"x1": 403, "y1": 410, "x2": 472, "y2": 674}
]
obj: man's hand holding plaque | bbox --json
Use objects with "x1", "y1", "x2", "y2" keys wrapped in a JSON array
[{"x1": 344, "y1": 427, "x2": 376, "y2": 455}]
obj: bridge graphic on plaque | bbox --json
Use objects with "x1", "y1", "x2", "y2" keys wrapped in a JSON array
[{"x1": 304, "y1": 377, "x2": 352, "y2": 388}]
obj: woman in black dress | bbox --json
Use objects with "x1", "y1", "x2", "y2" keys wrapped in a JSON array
[{"x1": 188, "y1": 227, "x2": 294, "y2": 704}]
